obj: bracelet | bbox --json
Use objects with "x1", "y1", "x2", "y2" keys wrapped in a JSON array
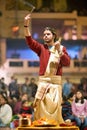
[{"x1": 24, "y1": 25, "x2": 28, "y2": 27}]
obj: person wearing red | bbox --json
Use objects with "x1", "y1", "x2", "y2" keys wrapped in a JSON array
[
  {"x1": 24, "y1": 14, "x2": 70, "y2": 124},
  {"x1": 19, "y1": 100, "x2": 33, "y2": 115}
]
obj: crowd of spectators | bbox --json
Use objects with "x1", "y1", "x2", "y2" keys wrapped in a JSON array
[
  {"x1": 62, "y1": 77, "x2": 87, "y2": 130},
  {"x1": 0, "y1": 76, "x2": 87, "y2": 129},
  {"x1": 0, "y1": 76, "x2": 38, "y2": 127}
]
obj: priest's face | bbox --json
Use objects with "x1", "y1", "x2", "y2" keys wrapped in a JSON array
[{"x1": 43, "y1": 30, "x2": 55, "y2": 46}]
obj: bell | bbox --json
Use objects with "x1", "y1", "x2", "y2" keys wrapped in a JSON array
[{"x1": 19, "y1": 116, "x2": 31, "y2": 127}]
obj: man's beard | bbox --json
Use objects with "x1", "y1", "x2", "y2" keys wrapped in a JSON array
[{"x1": 44, "y1": 39, "x2": 52, "y2": 44}]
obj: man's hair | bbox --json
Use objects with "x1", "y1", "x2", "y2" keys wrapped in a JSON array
[
  {"x1": 0, "y1": 92, "x2": 8, "y2": 102},
  {"x1": 44, "y1": 27, "x2": 58, "y2": 42}
]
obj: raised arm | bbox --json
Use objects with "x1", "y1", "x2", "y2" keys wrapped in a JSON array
[
  {"x1": 24, "y1": 14, "x2": 31, "y2": 36},
  {"x1": 24, "y1": 14, "x2": 42, "y2": 55}
]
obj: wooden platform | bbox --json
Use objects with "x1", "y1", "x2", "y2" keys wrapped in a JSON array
[
  {"x1": 16, "y1": 126, "x2": 79, "y2": 130},
  {"x1": 0, "y1": 127, "x2": 15, "y2": 130}
]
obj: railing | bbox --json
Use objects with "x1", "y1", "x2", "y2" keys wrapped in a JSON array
[
  {"x1": 74, "y1": 59, "x2": 87, "y2": 67},
  {"x1": 7, "y1": 59, "x2": 87, "y2": 67},
  {"x1": 0, "y1": 59, "x2": 87, "y2": 84},
  {"x1": 63, "y1": 59, "x2": 87, "y2": 73},
  {"x1": 3, "y1": 59, "x2": 87, "y2": 74}
]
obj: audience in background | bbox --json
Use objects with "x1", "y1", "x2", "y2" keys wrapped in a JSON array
[
  {"x1": 72, "y1": 90, "x2": 87, "y2": 130},
  {"x1": 62, "y1": 77, "x2": 73, "y2": 98},
  {"x1": 77, "y1": 77, "x2": 87, "y2": 99},
  {"x1": 19, "y1": 100, "x2": 33, "y2": 115},
  {"x1": 0, "y1": 77, "x2": 7, "y2": 95},
  {"x1": 8, "y1": 76, "x2": 20, "y2": 99},
  {"x1": 21, "y1": 77, "x2": 30, "y2": 97},
  {"x1": 62, "y1": 95, "x2": 75, "y2": 122},
  {"x1": 0, "y1": 75, "x2": 87, "y2": 129},
  {"x1": 68, "y1": 92, "x2": 76, "y2": 104},
  {"x1": 13, "y1": 97, "x2": 22, "y2": 115},
  {"x1": 8, "y1": 96, "x2": 16, "y2": 113},
  {"x1": 21, "y1": 93, "x2": 30, "y2": 101},
  {"x1": 29, "y1": 78, "x2": 38, "y2": 99},
  {"x1": 0, "y1": 92, "x2": 12, "y2": 127},
  {"x1": 13, "y1": 93, "x2": 30, "y2": 115}
]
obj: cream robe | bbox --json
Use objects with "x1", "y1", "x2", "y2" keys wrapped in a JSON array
[{"x1": 34, "y1": 45, "x2": 64, "y2": 124}]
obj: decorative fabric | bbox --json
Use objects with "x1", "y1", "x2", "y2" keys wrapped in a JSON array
[
  {"x1": 34, "y1": 45, "x2": 64, "y2": 124},
  {"x1": 34, "y1": 76, "x2": 64, "y2": 124}
]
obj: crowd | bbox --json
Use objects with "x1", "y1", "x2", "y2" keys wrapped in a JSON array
[
  {"x1": 0, "y1": 76, "x2": 87, "y2": 130},
  {"x1": 0, "y1": 76, "x2": 38, "y2": 127},
  {"x1": 62, "y1": 77, "x2": 87, "y2": 130}
]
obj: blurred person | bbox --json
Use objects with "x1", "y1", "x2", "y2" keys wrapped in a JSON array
[
  {"x1": 74, "y1": 54, "x2": 78, "y2": 60},
  {"x1": 21, "y1": 77, "x2": 30, "y2": 96},
  {"x1": 62, "y1": 77, "x2": 73, "y2": 98},
  {"x1": 0, "y1": 92, "x2": 12, "y2": 127},
  {"x1": 29, "y1": 78, "x2": 38, "y2": 99},
  {"x1": 78, "y1": 77, "x2": 87, "y2": 99},
  {"x1": 13, "y1": 93, "x2": 32, "y2": 115},
  {"x1": 62, "y1": 95, "x2": 75, "y2": 122},
  {"x1": 21, "y1": 93, "x2": 29, "y2": 101},
  {"x1": 72, "y1": 90, "x2": 87, "y2": 130},
  {"x1": 19, "y1": 100, "x2": 33, "y2": 115},
  {"x1": 18, "y1": 99, "x2": 34, "y2": 121},
  {"x1": 24, "y1": 14, "x2": 70, "y2": 123},
  {"x1": 8, "y1": 76, "x2": 20, "y2": 99},
  {"x1": 8, "y1": 96, "x2": 16, "y2": 112},
  {"x1": 68, "y1": 92, "x2": 76, "y2": 104},
  {"x1": 0, "y1": 77, "x2": 7, "y2": 94}
]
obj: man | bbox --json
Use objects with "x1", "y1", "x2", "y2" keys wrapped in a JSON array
[
  {"x1": 8, "y1": 76, "x2": 19, "y2": 99},
  {"x1": 62, "y1": 77, "x2": 73, "y2": 98},
  {"x1": 0, "y1": 77, "x2": 7, "y2": 94},
  {"x1": 21, "y1": 77, "x2": 30, "y2": 96},
  {"x1": 29, "y1": 78, "x2": 38, "y2": 98},
  {"x1": 24, "y1": 14, "x2": 70, "y2": 124}
]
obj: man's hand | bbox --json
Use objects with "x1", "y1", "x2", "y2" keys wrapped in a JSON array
[
  {"x1": 54, "y1": 40, "x2": 60, "y2": 51},
  {"x1": 54, "y1": 37, "x2": 62, "y2": 51},
  {"x1": 24, "y1": 14, "x2": 31, "y2": 27}
]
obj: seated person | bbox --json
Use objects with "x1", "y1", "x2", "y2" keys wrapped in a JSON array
[
  {"x1": 18, "y1": 100, "x2": 34, "y2": 121},
  {"x1": 61, "y1": 95, "x2": 75, "y2": 123},
  {"x1": 72, "y1": 90, "x2": 87, "y2": 130},
  {"x1": 68, "y1": 92, "x2": 76, "y2": 104},
  {"x1": 0, "y1": 92, "x2": 12, "y2": 127}
]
